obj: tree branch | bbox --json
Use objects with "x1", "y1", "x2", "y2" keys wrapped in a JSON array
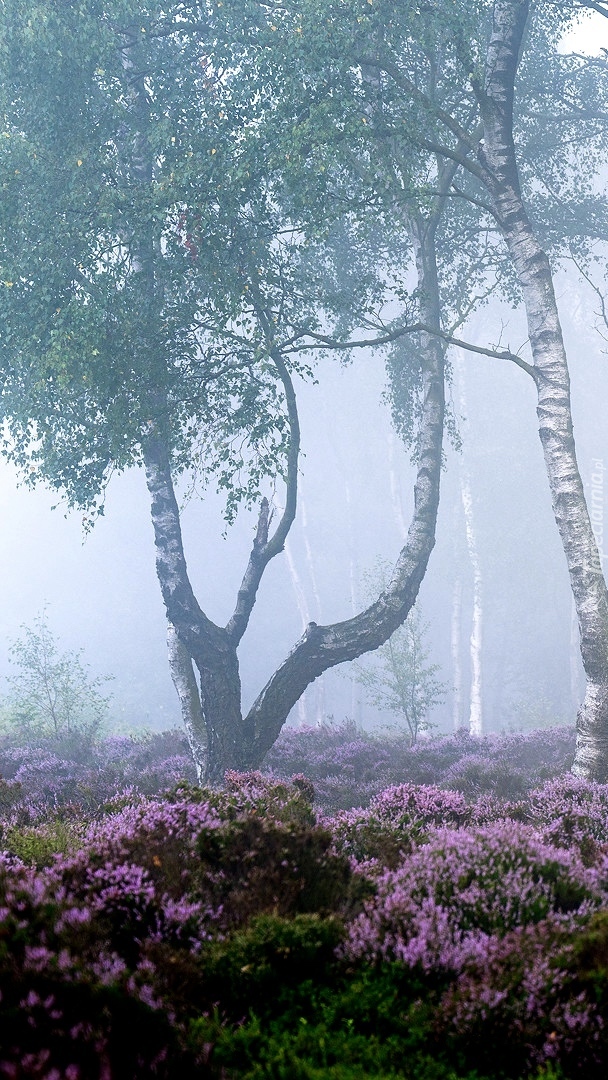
[
  {"x1": 569, "y1": 252, "x2": 608, "y2": 339},
  {"x1": 283, "y1": 326, "x2": 415, "y2": 352},
  {"x1": 357, "y1": 54, "x2": 482, "y2": 155},
  {"x1": 284, "y1": 322, "x2": 536, "y2": 378},
  {"x1": 225, "y1": 340, "x2": 301, "y2": 646},
  {"x1": 436, "y1": 327, "x2": 536, "y2": 378},
  {"x1": 576, "y1": 0, "x2": 608, "y2": 17}
]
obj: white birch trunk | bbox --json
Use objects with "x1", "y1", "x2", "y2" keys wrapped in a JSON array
[
  {"x1": 388, "y1": 431, "x2": 410, "y2": 541},
  {"x1": 453, "y1": 354, "x2": 483, "y2": 735},
  {"x1": 460, "y1": 471, "x2": 484, "y2": 736},
  {"x1": 478, "y1": 0, "x2": 608, "y2": 778},
  {"x1": 166, "y1": 623, "x2": 206, "y2": 784},
  {"x1": 451, "y1": 575, "x2": 464, "y2": 732},
  {"x1": 284, "y1": 535, "x2": 312, "y2": 725}
]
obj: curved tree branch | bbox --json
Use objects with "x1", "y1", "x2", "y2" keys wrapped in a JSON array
[
  {"x1": 225, "y1": 347, "x2": 301, "y2": 646},
  {"x1": 244, "y1": 218, "x2": 446, "y2": 764},
  {"x1": 286, "y1": 322, "x2": 536, "y2": 377}
]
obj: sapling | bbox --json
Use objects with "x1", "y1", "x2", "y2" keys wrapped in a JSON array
[
  {"x1": 2, "y1": 610, "x2": 112, "y2": 751},
  {"x1": 353, "y1": 562, "x2": 447, "y2": 745}
]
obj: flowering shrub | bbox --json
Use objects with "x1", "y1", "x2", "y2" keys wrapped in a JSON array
[
  {"x1": 0, "y1": 852, "x2": 198, "y2": 1077},
  {"x1": 344, "y1": 822, "x2": 607, "y2": 972},
  {"x1": 441, "y1": 752, "x2": 529, "y2": 799},
  {"x1": 208, "y1": 768, "x2": 316, "y2": 826},
  {"x1": 327, "y1": 783, "x2": 471, "y2": 867},
  {"x1": 0, "y1": 730, "x2": 196, "y2": 836},
  {"x1": 0, "y1": 779, "x2": 351, "y2": 1076},
  {"x1": 1, "y1": 721, "x2": 607, "y2": 1077},
  {"x1": 438, "y1": 912, "x2": 608, "y2": 1075},
  {"x1": 524, "y1": 774, "x2": 608, "y2": 857},
  {"x1": 264, "y1": 722, "x2": 575, "y2": 809}
]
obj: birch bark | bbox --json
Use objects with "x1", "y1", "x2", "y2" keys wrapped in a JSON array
[
  {"x1": 477, "y1": 0, "x2": 608, "y2": 778},
  {"x1": 453, "y1": 355, "x2": 484, "y2": 735},
  {"x1": 166, "y1": 623, "x2": 206, "y2": 784},
  {"x1": 243, "y1": 216, "x2": 446, "y2": 764},
  {"x1": 451, "y1": 575, "x2": 464, "y2": 731}
]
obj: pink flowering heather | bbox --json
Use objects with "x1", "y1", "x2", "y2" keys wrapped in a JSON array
[
  {"x1": 263, "y1": 722, "x2": 575, "y2": 809},
  {"x1": 438, "y1": 915, "x2": 607, "y2": 1073},
  {"x1": 344, "y1": 822, "x2": 608, "y2": 972},
  {"x1": 524, "y1": 774, "x2": 608, "y2": 853},
  {"x1": 220, "y1": 769, "x2": 315, "y2": 825},
  {"x1": 326, "y1": 783, "x2": 471, "y2": 867},
  {"x1": 0, "y1": 730, "x2": 196, "y2": 830}
]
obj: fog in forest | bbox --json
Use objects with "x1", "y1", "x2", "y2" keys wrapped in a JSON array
[{"x1": 0, "y1": 260, "x2": 604, "y2": 742}]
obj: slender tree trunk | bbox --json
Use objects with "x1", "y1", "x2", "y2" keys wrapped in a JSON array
[
  {"x1": 454, "y1": 354, "x2": 484, "y2": 735},
  {"x1": 461, "y1": 467, "x2": 484, "y2": 736},
  {"x1": 451, "y1": 574, "x2": 464, "y2": 731},
  {"x1": 143, "y1": 434, "x2": 253, "y2": 782},
  {"x1": 242, "y1": 218, "x2": 446, "y2": 765},
  {"x1": 166, "y1": 623, "x2": 206, "y2": 783},
  {"x1": 388, "y1": 431, "x2": 410, "y2": 542},
  {"x1": 284, "y1": 536, "x2": 311, "y2": 725},
  {"x1": 478, "y1": 0, "x2": 608, "y2": 778}
]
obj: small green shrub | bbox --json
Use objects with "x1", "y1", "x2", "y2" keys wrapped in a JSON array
[
  {"x1": 3, "y1": 817, "x2": 83, "y2": 866},
  {"x1": 200, "y1": 913, "x2": 344, "y2": 1017},
  {"x1": 191, "y1": 813, "x2": 352, "y2": 927}
]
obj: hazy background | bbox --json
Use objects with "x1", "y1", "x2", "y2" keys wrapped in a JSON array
[
  {"x1": 0, "y1": 12, "x2": 605, "y2": 741},
  {"x1": 0, "y1": 259, "x2": 605, "y2": 739}
]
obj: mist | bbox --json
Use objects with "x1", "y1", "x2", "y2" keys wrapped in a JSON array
[{"x1": 0, "y1": 259, "x2": 604, "y2": 742}]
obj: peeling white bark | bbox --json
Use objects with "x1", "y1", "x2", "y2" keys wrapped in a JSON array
[
  {"x1": 478, "y1": 0, "x2": 608, "y2": 778},
  {"x1": 167, "y1": 623, "x2": 206, "y2": 784}
]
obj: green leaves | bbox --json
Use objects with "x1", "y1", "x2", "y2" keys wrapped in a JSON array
[{"x1": 3, "y1": 609, "x2": 113, "y2": 745}]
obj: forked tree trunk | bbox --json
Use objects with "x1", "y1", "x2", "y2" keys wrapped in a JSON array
[
  {"x1": 143, "y1": 217, "x2": 446, "y2": 781},
  {"x1": 241, "y1": 220, "x2": 445, "y2": 766},
  {"x1": 478, "y1": 0, "x2": 608, "y2": 779},
  {"x1": 118, "y1": 16, "x2": 446, "y2": 783},
  {"x1": 143, "y1": 435, "x2": 254, "y2": 782}
]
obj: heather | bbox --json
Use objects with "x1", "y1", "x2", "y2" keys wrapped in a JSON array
[
  {"x1": 263, "y1": 721, "x2": 576, "y2": 810},
  {"x1": 2, "y1": 722, "x2": 608, "y2": 1076}
]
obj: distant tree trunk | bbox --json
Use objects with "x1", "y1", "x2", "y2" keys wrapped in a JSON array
[
  {"x1": 284, "y1": 536, "x2": 311, "y2": 725},
  {"x1": 478, "y1": 0, "x2": 608, "y2": 779},
  {"x1": 454, "y1": 354, "x2": 484, "y2": 735},
  {"x1": 285, "y1": 492, "x2": 327, "y2": 727},
  {"x1": 388, "y1": 431, "x2": 410, "y2": 542},
  {"x1": 451, "y1": 574, "x2": 464, "y2": 731},
  {"x1": 461, "y1": 468, "x2": 483, "y2": 736},
  {"x1": 297, "y1": 489, "x2": 326, "y2": 723}
]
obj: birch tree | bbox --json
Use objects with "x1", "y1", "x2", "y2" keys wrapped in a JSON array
[
  {"x1": 260, "y1": 0, "x2": 608, "y2": 778},
  {"x1": 0, "y1": 0, "x2": 446, "y2": 781},
  {"x1": 473, "y1": 0, "x2": 608, "y2": 778}
]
